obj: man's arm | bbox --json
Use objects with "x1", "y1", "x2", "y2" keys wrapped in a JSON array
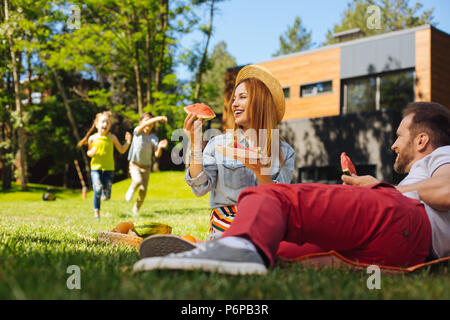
[
  {"x1": 396, "y1": 164, "x2": 450, "y2": 212},
  {"x1": 342, "y1": 164, "x2": 450, "y2": 212}
]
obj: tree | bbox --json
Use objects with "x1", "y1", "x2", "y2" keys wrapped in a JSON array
[
  {"x1": 201, "y1": 41, "x2": 236, "y2": 115},
  {"x1": 2, "y1": 0, "x2": 29, "y2": 190},
  {"x1": 273, "y1": 15, "x2": 313, "y2": 57},
  {"x1": 324, "y1": 0, "x2": 435, "y2": 45},
  {"x1": 192, "y1": 0, "x2": 217, "y2": 102}
]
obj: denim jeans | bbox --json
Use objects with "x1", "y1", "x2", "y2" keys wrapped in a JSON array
[{"x1": 91, "y1": 170, "x2": 114, "y2": 211}]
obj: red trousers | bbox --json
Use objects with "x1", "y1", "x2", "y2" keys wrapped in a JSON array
[{"x1": 223, "y1": 183, "x2": 432, "y2": 268}]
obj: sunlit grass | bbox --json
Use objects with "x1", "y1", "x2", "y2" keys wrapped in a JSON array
[{"x1": 0, "y1": 171, "x2": 449, "y2": 299}]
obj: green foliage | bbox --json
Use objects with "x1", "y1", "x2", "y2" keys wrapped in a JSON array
[
  {"x1": 200, "y1": 41, "x2": 236, "y2": 114},
  {"x1": 144, "y1": 85, "x2": 187, "y2": 148},
  {"x1": 273, "y1": 16, "x2": 313, "y2": 56},
  {"x1": 0, "y1": 0, "x2": 212, "y2": 186},
  {"x1": 324, "y1": 0, "x2": 435, "y2": 45}
]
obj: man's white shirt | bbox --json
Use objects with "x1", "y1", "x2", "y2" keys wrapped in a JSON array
[{"x1": 399, "y1": 145, "x2": 450, "y2": 258}]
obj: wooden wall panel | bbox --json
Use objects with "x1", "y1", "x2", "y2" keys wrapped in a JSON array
[
  {"x1": 258, "y1": 48, "x2": 341, "y2": 121},
  {"x1": 415, "y1": 28, "x2": 431, "y2": 101},
  {"x1": 431, "y1": 28, "x2": 450, "y2": 108}
]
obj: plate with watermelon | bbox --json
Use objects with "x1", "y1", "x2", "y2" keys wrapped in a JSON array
[{"x1": 215, "y1": 140, "x2": 263, "y2": 160}]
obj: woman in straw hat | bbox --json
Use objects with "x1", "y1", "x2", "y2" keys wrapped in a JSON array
[
  {"x1": 139, "y1": 65, "x2": 325, "y2": 259},
  {"x1": 183, "y1": 65, "x2": 294, "y2": 239}
]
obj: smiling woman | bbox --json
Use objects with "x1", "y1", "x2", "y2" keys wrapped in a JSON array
[{"x1": 177, "y1": 65, "x2": 295, "y2": 240}]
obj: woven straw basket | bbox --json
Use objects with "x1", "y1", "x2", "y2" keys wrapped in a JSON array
[{"x1": 97, "y1": 231, "x2": 143, "y2": 248}]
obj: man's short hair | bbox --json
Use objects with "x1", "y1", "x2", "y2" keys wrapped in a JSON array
[{"x1": 402, "y1": 102, "x2": 450, "y2": 148}]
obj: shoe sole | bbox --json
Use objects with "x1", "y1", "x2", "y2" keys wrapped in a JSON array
[
  {"x1": 133, "y1": 257, "x2": 267, "y2": 275},
  {"x1": 138, "y1": 235, "x2": 197, "y2": 258}
]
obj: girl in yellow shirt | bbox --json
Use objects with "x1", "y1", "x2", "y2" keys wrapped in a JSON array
[{"x1": 78, "y1": 111, "x2": 132, "y2": 219}]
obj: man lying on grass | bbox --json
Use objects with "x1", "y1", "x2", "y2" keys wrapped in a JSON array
[{"x1": 133, "y1": 102, "x2": 450, "y2": 275}]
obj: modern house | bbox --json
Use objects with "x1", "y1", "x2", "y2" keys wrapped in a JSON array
[{"x1": 223, "y1": 25, "x2": 450, "y2": 184}]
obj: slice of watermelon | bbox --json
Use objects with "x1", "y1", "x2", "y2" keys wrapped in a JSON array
[
  {"x1": 184, "y1": 103, "x2": 216, "y2": 120},
  {"x1": 340, "y1": 152, "x2": 357, "y2": 176}
]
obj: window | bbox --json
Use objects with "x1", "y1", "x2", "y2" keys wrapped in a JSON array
[
  {"x1": 300, "y1": 80, "x2": 332, "y2": 97},
  {"x1": 343, "y1": 69, "x2": 414, "y2": 114},
  {"x1": 283, "y1": 87, "x2": 290, "y2": 99},
  {"x1": 380, "y1": 70, "x2": 414, "y2": 112},
  {"x1": 298, "y1": 164, "x2": 376, "y2": 184},
  {"x1": 345, "y1": 77, "x2": 377, "y2": 113}
]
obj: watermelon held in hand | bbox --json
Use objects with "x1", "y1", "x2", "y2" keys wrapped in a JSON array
[
  {"x1": 133, "y1": 222, "x2": 172, "y2": 238},
  {"x1": 340, "y1": 152, "x2": 357, "y2": 176},
  {"x1": 184, "y1": 103, "x2": 216, "y2": 120}
]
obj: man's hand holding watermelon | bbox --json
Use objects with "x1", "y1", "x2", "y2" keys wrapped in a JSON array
[
  {"x1": 342, "y1": 174, "x2": 380, "y2": 187},
  {"x1": 340, "y1": 152, "x2": 381, "y2": 186}
]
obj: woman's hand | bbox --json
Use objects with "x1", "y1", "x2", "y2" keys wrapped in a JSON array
[
  {"x1": 183, "y1": 113, "x2": 204, "y2": 177},
  {"x1": 229, "y1": 153, "x2": 274, "y2": 185},
  {"x1": 183, "y1": 112, "x2": 203, "y2": 149}
]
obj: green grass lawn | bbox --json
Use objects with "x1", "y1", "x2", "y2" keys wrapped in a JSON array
[{"x1": 1, "y1": 171, "x2": 449, "y2": 300}]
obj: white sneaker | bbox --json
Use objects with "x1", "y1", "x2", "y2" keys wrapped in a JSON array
[
  {"x1": 132, "y1": 204, "x2": 140, "y2": 215},
  {"x1": 125, "y1": 187, "x2": 134, "y2": 202}
]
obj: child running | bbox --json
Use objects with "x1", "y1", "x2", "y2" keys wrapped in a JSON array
[
  {"x1": 77, "y1": 111, "x2": 132, "y2": 219},
  {"x1": 125, "y1": 112, "x2": 168, "y2": 215}
]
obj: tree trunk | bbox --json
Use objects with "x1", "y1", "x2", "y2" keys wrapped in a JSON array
[
  {"x1": 0, "y1": 121, "x2": 12, "y2": 190},
  {"x1": 5, "y1": 0, "x2": 28, "y2": 190},
  {"x1": 2, "y1": 74, "x2": 13, "y2": 190},
  {"x1": 194, "y1": 0, "x2": 215, "y2": 102},
  {"x1": 52, "y1": 68, "x2": 92, "y2": 187},
  {"x1": 133, "y1": 61, "x2": 143, "y2": 116},
  {"x1": 130, "y1": 5, "x2": 144, "y2": 116},
  {"x1": 154, "y1": 0, "x2": 169, "y2": 92},
  {"x1": 27, "y1": 47, "x2": 32, "y2": 106},
  {"x1": 145, "y1": 12, "x2": 154, "y2": 105}
]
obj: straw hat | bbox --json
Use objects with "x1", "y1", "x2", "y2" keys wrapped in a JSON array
[{"x1": 234, "y1": 64, "x2": 285, "y2": 123}]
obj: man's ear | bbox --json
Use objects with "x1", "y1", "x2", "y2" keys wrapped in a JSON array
[{"x1": 416, "y1": 132, "x2": 430, "y2": 152}]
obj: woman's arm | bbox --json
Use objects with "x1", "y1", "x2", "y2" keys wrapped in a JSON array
[
  {"x1": 184, "y1": 113, "x2": 204, "y2": 178},
  {"x1": 185, "y1": 137, "x2": 217, "y2": 198},
  {"x1": 236, "y1": 146, "x2": 295, "y2": 185},
  {"x1": 111, "y1": 132, "x2": 132, "y2": 154},
  {"x1": 342, "y1": 164, "x2": 450, "y2": 212},
  {"x1": 271, "y1": 146, "x2": 295, "y2": 184}
]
